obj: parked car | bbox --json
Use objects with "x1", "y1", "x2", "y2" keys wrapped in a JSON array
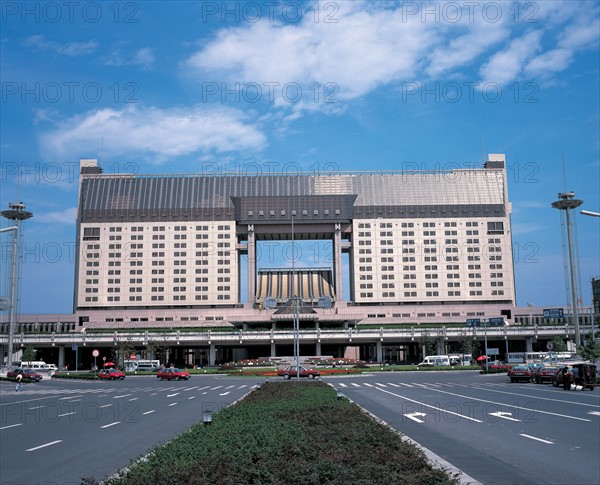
[
  {"x1": 277, "y1": 366, "x2": 320, "y2": 379},
  {"x1": 98, "y1": 368, "x2": 126, "y2": 380},
  {"x1": 552, "y1": 362, "x2": 597, "y2": 390},
  {"x1": 488, "y1": 361, "x2": 512, "y2": 372},
  {"x1": 507, "y1": 365, "x2": 534, "y2": 382},
  {"x1": 156, "y1": 368, "x2": 191, "y2": 380},
  {"x1": 7, "y1": 368, "x2": 43, "y2": 382},
  {"x1": 534, "y1": 365, "x2": 559, "y2": 384}
]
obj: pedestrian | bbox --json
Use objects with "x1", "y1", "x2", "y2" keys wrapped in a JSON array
[
  {"x1": 15, "y1": 371, "x2": 23, "y2": 392},
  {"x1": 562, "y1": 366, "x2": 571, "y2": 390}
]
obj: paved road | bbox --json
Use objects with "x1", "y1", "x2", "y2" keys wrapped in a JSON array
[
  {"x1": 327, "y1": 371, "x2": 600, "y2": 485},
  {"x1": 0, "y1": 375, "x2": 262, "y2": 484}
]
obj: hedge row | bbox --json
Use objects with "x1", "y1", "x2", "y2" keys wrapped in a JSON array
[{"x1": 91, "y1": 382, "x2": 459, "y2": 485}]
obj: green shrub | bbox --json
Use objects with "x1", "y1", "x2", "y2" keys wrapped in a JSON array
[{"x1": 102, "y1": 382, "x2": 459, "y2": 485}]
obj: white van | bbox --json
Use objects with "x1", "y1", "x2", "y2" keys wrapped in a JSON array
[
  {"x1": 20, "y1": 361, "x2": 49, "y2": 370},
  {"x1": 417, "y1": 355, "x2": 451, "y2": 367}
]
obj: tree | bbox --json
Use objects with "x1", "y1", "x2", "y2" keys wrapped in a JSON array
[
  {"x1": 550, "y1": 336, "x2": 568, "y2": 353},
  {"x1": 22, "y1": 345, "x2": 36, "y2": 366},
  {"x1": 579, "y1": 333, "x2": 600, "y2": 362}
]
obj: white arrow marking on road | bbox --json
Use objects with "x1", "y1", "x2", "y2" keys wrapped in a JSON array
[
  {"x1": 405, "y1": 412, "x2": 427, "y2": 423},
  {"x1": 588, "y1": 411, "x2": 600, "y2": 416},
  {"x1": 167, "y1": 393, "x2": 180, "y2": 397},
  {"x1": 489, "y1": 412, "x2": 520, "y2": 422},
  {"x1": 220, "y1": 391, "x2": 230, "y2": 396}
]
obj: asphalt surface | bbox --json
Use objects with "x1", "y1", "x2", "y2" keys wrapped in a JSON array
[
  {"x1": 1, "y1": 371, "x2": 599, "y2": 485},
  {"x1": 327, "y1": 370, "x2": 600, "y2": 485},
  {"x1": 0, "y1": 375, "x2": 262, "y2": 484}
]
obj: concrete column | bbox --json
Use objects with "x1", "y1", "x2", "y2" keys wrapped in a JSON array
[
  {"x1": 58, "y1": 346, "x2": 65, "y2": 370},
  {"x1": 247, "y1": 225, "x2": 256, "y2": 304},
  {"x1": 436, "y1": 339, "x2": 446, "y2": 355},
  {"x1": 315, "y1": 340, "x2": 322, "y2": 357},
  {"x1": 209, "y1": 344, "x2": 216, "y2": 367},
  {"x1": 525, "y1": 337, "x2": 533, "y2": 352},
  {"x1": 270, "y1": 341, "x2": 277, "y2": 357},
  {"x1": 333, "y1": 223, "x2": 343, "y2": 301},
  {"x1": 376, "y1": 340, "x2": 383, "y2": 363}
]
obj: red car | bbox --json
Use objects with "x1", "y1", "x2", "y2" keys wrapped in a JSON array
[
  {"x1": 534, "y1": 365, "x2": 559, "y2": 384},
  {"x1": 507, "y1": 365, "x2": 533, "y2": 383},
  {"x1": 7, "y1": 368, "x2": 43, "y2": 382},
  {"x1": 98, "y1": 368, "x2": 126, "y2": 380},
  {"x1": 277, "y1": 366, "x2": 320, "y2": 379},
  {"x1": 488, "y1": 361, "x2": 512, "y2": 372},
  {"x1": 156, "y1": 368, "x2": 190, "y2": 380}
]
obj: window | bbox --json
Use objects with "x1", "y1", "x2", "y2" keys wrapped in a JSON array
[{"x1": 487, "y1": 221, "x2": 504, "y2": 234}]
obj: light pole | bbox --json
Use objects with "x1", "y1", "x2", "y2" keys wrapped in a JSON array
[
  {"x1": 552, "y1": 192, "x2": 583, "y2": 348},
  {"x1": 291, "y1": 216, "x2": 300, "y2": 381},
  {"x1": 1, "y1": 202, "x2": 33, "y2": 368}
]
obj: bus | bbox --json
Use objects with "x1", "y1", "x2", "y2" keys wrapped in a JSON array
[
  {"x1": 524, "y1": 352, "x2": 548, "y2": 364},
  {"x1": 124, "y1": 359, "x2": 161, "y2": 372},
  {"x1": 506, "y1": 352, "x2": 525, "y2": 364}
]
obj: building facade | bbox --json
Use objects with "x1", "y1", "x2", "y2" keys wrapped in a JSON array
[{"x1": 74, "y1": 155, "x2": 515, "y2": 328}]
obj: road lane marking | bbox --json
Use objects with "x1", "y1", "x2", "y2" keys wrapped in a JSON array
[
  {"x1": 169, "y1": 403, "x2": 178, "y2": 407},
  {"x1": 113, "y1": 394, "x2": 132, "y2": 399},
  {"x1": 184, "y1": 386, "x2": 198, "y2": 391},
  {"x1": 375, "y1": 383, "x2": 387, "y2": 387},
  {"x1": 26, "y1": 440, "x2": 62, "y2": 452},
  {"x1": 364, "y1": 383, "x2": 374, "y2": 387},
  {"x1": 405, "y1": 412, "x2": 427, "y2": 423},
  {"x1": 375, "y1": 387, "x2": 482, "y2": 422},
  {"x1": 60, "y1": 395, "x2": 84, "y2": 400},
  {"x1": 28, "y1": 405, "x2": 45, "y2": 410},
  {"x1": 219, "y1": 392, "x2": 230, "y2": 396},
  {"x1": 399, "y1": 383, "x2": 414, "y2": 387},
  {"x1": 470, "y1": 386, "x2": 600, "y2": 408},
  {"x1": 100, "y1": 404, "x2": 113, "y2": 408},
  {"x1": 238, "y1": 385, "x2": 248, "y2": 389},
  {"x1": 167, "y1": 393, "x2": 180, "y2": 397},
  {"x1": 225, "y1": 385, "x2": 236, "y2": 389},
  {"x1": 423, "y1": 387, "x2": 591, "y2": 422},
  {"x1": 188, "y1": 396, "x2": 195, "y2": 400},
  {"x1": 588, "y1": 411, "x2": 600, "y2": 416},
  {"x1": 489, "y1": 412, "x2": 520, "y2": 422},
  {"x1": 387, "y1": 383, "x2": 401, "y2": 387},
  {"x1": 101, "y1": 422, "x2": 120, "y2": 428},
  {"x1": 211, "y1": 386, "x2": 223, "y2": 390},
  {"x1": 0, "y1": 423, "x2": 23, "y2": 430},
  {"x1": 68, "y1": 399, "x2": 82, "y2": 403},
  {"x1": 129, "y1": 398, "x2": 138, "y2": 401},
  {"x1": 520, "y1": 434, "x2": 553, "y2": 444},
  {"x1": 339, "y1": 383, "x2": 348, "y2": 388},
  {"x1": 150, "y1": 393, "x2": 157, "y2": 396},
  {"x1": 351, "y1": 383, "x2": 361, "y2": 387},
  {"x1": 198, "y1": 386, "x2": 210, "y2": 390},
  {"x1": 58, "y1": 412, "x2": 76, "y2": 417},
  {"x1": 142, "y1": 410, "x2": 155, "y2": 415}
]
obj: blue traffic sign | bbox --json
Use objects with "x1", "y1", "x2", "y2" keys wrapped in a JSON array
[
  {"x1": 543, "y1": 308, "x2": 564, "y2": 319},
  {"x1": 488, "y1": 317, "x2": 505, "y2": 326},
  {"x1": 466, "y1": 318, "x2": 481, "y2": 327}
]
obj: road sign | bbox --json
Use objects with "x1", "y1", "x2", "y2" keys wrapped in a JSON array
[
  {"x1": 488, "y1": 317, "x2": 505, "y2": 326},
  {"x1": 72, "y1": 344, "x2": 78, "y2": 351},
  {"x1": 543, "y1": 308, "x2": 564, "y2": 319},
  {"x1": 130, "y1": 353, "x2": 136, "y2": 360},
  {"x1": 466, "y1": 318, "x2": 481, "y2": 327},
  {"x1": 92, "y1": 349, "x2": 99, "y2": 357},
  {"x1": 488, "y1": 348, "x2": 499, "y2": 355}
]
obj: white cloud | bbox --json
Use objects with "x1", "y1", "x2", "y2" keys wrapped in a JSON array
[
  {"x1": 23, "y1": 35, "x2": 97, "y2": 56},
  {"x1": 479, "y1": 31, "x2": 543, "y2": 87},
  {"x1": 185, "y1": 2, "x2": 599, "y2": 111},
  {"x1": 35, "y1": 208, "x2": 76, "y2": 225},
  {"x1": 38, "y1": 105, "x2": 267, "y2": 161},
  {"x1": 101, "y1": 47, "x2": 155, "y2": 70}
]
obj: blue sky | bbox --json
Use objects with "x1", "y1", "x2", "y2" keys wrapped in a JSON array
[{"x1": 1, "y1": 0, "x2": 599, "y2": 314}]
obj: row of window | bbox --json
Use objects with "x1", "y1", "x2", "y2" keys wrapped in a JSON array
[{"x1": 357, "y1": 289, "x2": 505, "y2": 299}]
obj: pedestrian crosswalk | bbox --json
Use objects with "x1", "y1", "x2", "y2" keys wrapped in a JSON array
[
  {"x1": 0, "y1": 383, "x2": 254, "y2": 397},
  {"x1": 336, "y1": 381, "x2": 490, "y2": 389}
]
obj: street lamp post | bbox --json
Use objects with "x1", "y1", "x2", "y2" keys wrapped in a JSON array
[
  {"x1": 552, "y1": 192, "x2": 583, "y2": 348},
  {"x1": 1, "y1": 202, "x2": 33, "y2": 368}
]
